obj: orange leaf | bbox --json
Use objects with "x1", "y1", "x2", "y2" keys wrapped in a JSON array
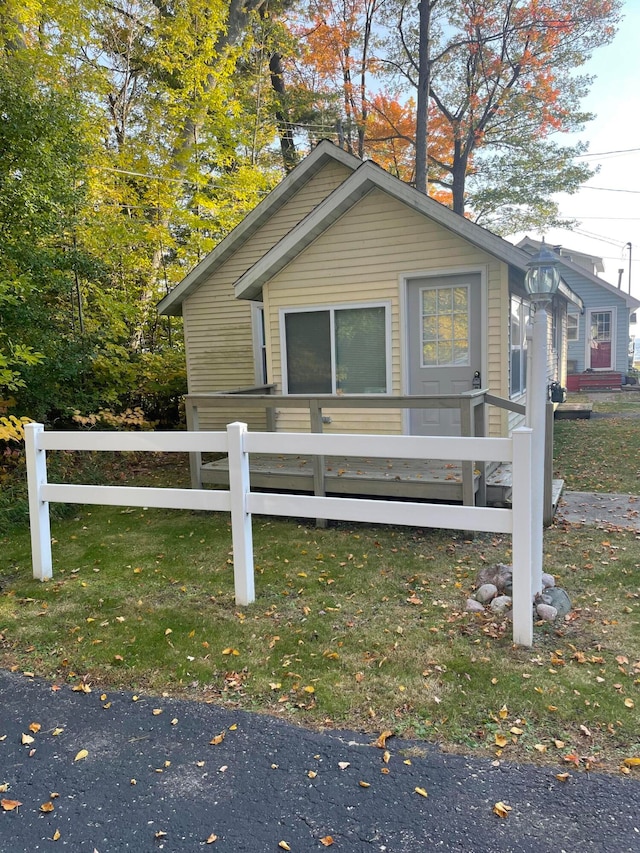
[
  {"x1": 210, "y1": 733, "x2": 225, "y2": 746},
  {"x1": 320, "y1": 836, "x2": 334, "y2": 846},
  {"x1": 564, "y1": 753, "x2": 580, "y2": 766},
  {"x1": 29, "y1": 723, "x2": 41, "y2": 733},
  {"x1": 1, "y1": 799, "x2": 22, "y2": 811},
  {"x1": 493, "y1": 801, "x2": 512, "y2": 819},
  {"x1": 555, "y1": 773, "x2": 570, "y2": 782},
  {"x1": 40, "y1": 801, "x2": 55, "y2": 813},
  {"x1": 374, "y1": 730, "x2": 393, "y2": 748}
]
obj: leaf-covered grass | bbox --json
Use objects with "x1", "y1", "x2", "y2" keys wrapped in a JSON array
[
  {"x1": 2, "y1": 497, "x2": 639, "y2": 774},
  {"x1": 553, "y1": 394, "x2": 640, "y2": 493}
]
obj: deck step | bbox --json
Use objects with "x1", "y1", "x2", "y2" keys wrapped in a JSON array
[{"x1": 555, "y1": 403, "x2": 593, "y2": 420}]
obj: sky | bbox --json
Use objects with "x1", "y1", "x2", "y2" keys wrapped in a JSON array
[{"x1": 509, "y1": 0, "x2": 640, "y2": 319}]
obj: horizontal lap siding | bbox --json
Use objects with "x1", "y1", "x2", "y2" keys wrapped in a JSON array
[
  {"x1": 264, "y1": 188, "x2": 508, "y2": 436},
  {"x1": 564, "y1": 272, "x2": 630, "y2": 372},
  {"x1": 183, "y1": 161, "x2": 353, "y2": 430}
]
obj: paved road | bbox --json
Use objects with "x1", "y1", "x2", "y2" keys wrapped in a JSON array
[{"x1": 1, "y1": 670, "x2": 639, "y2": 853}]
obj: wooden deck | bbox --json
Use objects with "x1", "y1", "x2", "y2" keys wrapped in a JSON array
[{"x1": 201, "y1": 453, "x2": 513, "y2": 505}]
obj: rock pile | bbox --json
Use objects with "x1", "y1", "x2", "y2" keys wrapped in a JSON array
[{"x1": 465, "y1": 563, "x2": 572, "y2": 623}]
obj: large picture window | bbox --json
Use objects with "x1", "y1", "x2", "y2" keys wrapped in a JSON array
[
  {"x1": 510, "y1": 295, "x2": 529, "y2": 398},
  {"x1": 283, "y1": 304, "x2": 389, "y2": 394}
]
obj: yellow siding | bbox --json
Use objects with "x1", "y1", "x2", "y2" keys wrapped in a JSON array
[
  {"x1": 264, "y1": 188, "x2": 510, "y2": 436},
  {"x1": 182, "y1": 160, "x2": 353, "y2": 429}
]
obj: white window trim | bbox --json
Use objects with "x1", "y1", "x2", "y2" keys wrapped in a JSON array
[
  {"x1": 585, "y1": 306, "x2": 617, "y2": 371},
  {"x1": 509, "y1": 294, "x2": 530, "y2": 400},
  {"x1": 279, "y1": 300, "x2": 393, "y2": 395},
  {"x1": 250, "y1": 301, "x2": 267, "y2": 386},
  {"x1": 567, "y1": 312, "x2": 580, "y2": 343}
]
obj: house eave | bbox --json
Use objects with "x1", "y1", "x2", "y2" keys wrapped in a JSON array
[{"x1": 157, "y1": 141, "x2": 363, "y2": 316}]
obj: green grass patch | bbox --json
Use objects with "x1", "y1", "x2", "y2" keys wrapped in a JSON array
[
  {"x1": 554, "y1": 395, "x2": 640, "y2": 493},
  {"x1": 2, "y1": 499, "x2": 639, "y2": 773}
]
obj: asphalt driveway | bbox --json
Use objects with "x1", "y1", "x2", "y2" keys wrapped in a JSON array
[{"x1": 1, "y1": 669, "x2": 639, "y2": 853}]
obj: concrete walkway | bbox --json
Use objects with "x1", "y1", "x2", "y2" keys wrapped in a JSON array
[{"x1": 555, "y1": 491, "x2": 640, "y2": 531}]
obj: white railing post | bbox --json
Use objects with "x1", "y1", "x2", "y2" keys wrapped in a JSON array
[
  {"x1": 226, "y1": 422, "x2": 255, "y2": 606},
  {"x1": 511, "y1": 427, "x2": 534, "y2": 646},
  {"x1": 24, "y1": 423, "x2": 53, "y2": 581}
]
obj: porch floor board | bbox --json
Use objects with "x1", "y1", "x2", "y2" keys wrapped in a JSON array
[{"x1": 200, "y1": 454, "x2": 512, "y2": 504}]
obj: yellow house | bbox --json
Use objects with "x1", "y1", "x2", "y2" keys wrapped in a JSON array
[{"x1": 158, "y1": 140, "x2": 580, "y2": 447}]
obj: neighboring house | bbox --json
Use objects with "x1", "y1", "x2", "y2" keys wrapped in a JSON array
[
  {"x1": 518, "y1": 237, "x2": 640, "y2": 381},
  {"x1": 158, "y1": 141, "x2": 582, "y2": 439}
]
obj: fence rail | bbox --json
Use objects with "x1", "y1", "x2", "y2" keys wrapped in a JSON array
[{"x1": 25, "y1": 422, "x2": 537, "y2": 646}]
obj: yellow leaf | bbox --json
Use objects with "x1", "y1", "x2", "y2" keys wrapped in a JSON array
[
  {"x1": 72, "y1": 683, "x2": 91, "y2": 694},
  {"x1": 21, "y1": 733, "x2": 35, "y2": 745},
  {"x1": 374, "y1": 730, "x2": 393, "y2": 748},
  {"x1": 623, "y1": 757, "x2": 640, "y2": 767},
  {"x1": 414, "y1": 787, "x2": 428, "y2": 798},
  {"x1": 74, "y1": 749, "x2": 88, "y2": 762},
  {"x1": 222, "y1": 647, "x2": 239, "y2": 656},
  {"x1": 624, "y1": 698, "x2": 635, "y2": 709},
  {"x1": 52, "y1": 829, "x2": 61, "y2": 841},
  {"x1": 534, "y1": 744, "x2": 547, "y2": 753},
  {"x1": 269, "y1": 682, "x2": 282, "y2": 690},
  {"x1": 493, "y1": 801, "x2": 512, "y2": 819},
  {"x1": 510, "y1": 727, "x2": 523, "y2": 736},
  {"x1": 359, "y1": 781, "x2": 370, "y2": 788},
  {"x1": 302, "y1": 685, "x2": 315, "y2": 694},
  {"x1": 171, "y1": 718, "x2": 178, "y2": 726},
  {"x1": 555, "y1": 773, "x2": 570, "y2": 782},
  {"x1": 206, "y1": 833, "x2": 218, "y2": 844},
  {"x1": 383, "y1": 750, "x2": 391, "y2": 764},
  {"x1": 152, "y1": 709, "x2": 163, "y2": 716},
  {"x1": 1, "y1": 799, "x2": 22, "y2": 811},
  {"x1": 229, "y1": 724, "x2": 238, "y2": 731},
  {"x1": 100, "y1": 694, "x2": 107, "y2": 701},
  {"x1": 320, "y1": 837, "x2": 334, "y2": 847},
  {"x1": 165, "y1": 628, "x2": 172, "y2": 635},
  {"x1": 495, "y1": 734, "x2": 508, "y2": 748},
  {"x1": 554, "y1": 739, "x2": 565, "y2": 749},
  {"x1": 40, "y1": 801, "x2": 55, "y2": 813},
  {"x1": 308, "y1": 770, "x2": 317, "y2": 779},
  {"x1": 52, "y1": 728, "x2": 64, "y2": 737},
  {"x1": 29, "y1": 722, "x2": 41, "y2": 733},
  {"x1": 498, "y1": 705, "x2": 508, "y2": 720},
  {"x1": 0, "y1": 784, "x2": 7, "y2": 793},
  {"x1": 278, "y1": 842, "x2": 291, "y2": 851},
  {"x1": 103, "y1": 702, "x2": 112, "y2": 709}
]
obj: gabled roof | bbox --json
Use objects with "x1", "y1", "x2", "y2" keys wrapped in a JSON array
[
  {"x1": 234, "y1": 158, "x2": 582, "y2": 309},
  {"x1": 518, "y1": 236, "x2": 605, "y2": 274},
  {"x1": 157, "y1": 140, "x2": 363, "y2": 316},
  {"x1": 518, "y1": 237, "x2": 640, "y2": 311}
]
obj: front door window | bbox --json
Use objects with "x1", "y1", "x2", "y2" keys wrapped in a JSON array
[
  {"x1": 421, "y1": 285, "x2": 470, "y2": 367},
  {"x1": 589, "y1": 311, "x2": 613, "y2": 370}
]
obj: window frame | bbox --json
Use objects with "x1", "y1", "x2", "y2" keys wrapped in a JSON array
[
  {"x1": 280, "y1": 301, "x2": 392, "y2": 395},
  {"x1": 419, "y1": 283, "x2": 471, "y2": 369},
  {"x1": 567, "y1": 312, "x2": 579, "y2": 343},
  {"x1": 509, "y1": 294, "x2": 530, "y2": 399}
]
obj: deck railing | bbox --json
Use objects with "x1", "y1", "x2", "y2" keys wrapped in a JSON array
[
  {"x1": 184, "y1": 389, "x2": 553, "y2": 518},
  {"x1": 25, "y1": 421, "x2": 537, "y2": 646}
]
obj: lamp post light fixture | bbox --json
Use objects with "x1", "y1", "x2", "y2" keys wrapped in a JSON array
[{"x1": 524, "y1": 240, "x2": 561, "y2": 605}]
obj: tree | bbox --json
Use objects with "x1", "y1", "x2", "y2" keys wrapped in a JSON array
[{"x1": 385, "y1": 0, "x2": 621, "y2": 226}]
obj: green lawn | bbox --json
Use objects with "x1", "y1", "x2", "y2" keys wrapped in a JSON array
[{"x1": 1, "y1": 399, "x2": 639, "y2": 774}]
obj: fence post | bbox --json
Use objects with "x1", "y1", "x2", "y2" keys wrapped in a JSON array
[
  {"x1": 511, "y1": 427, "x2": 534, "y2": 647},
  {"x1": 185, "y1": 399, "x2": 203, "y2": 490},
  {"x1": 309, "y1": 398, "x2": 327, "y2": 528},
  {"x1": 227, "y1": 422, "x2": 255, "y2": 606},
  {"x1": 24, "y1": 423, "x2": 53, "y2": 581}
]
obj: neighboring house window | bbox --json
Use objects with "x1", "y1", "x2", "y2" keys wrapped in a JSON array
[
  {"x1": 510, "y1": 295, "x2": 529, "y2": 397},
  {"x1": 283, "y1": 304, "x2": 389, "y2": 394},
  {"x1": 251, "y1": 302, "x2": 267, "y2": 385},
  {"x1": 567, "y1": 312, "x2": 579, "y2": 342}
]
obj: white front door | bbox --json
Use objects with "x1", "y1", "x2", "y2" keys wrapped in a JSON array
[{"x1": 407, "y1": 274, "x2": 482, "y2": 436}]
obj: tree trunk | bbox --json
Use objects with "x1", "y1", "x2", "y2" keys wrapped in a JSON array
[
  {"x1": 269, "y1": 52, "x2": 298, "y2": 173},
  {"x1": 451, "y1": 143, "x2": 468, "y2": 215},
  {"x1": 414, "y1": 0, "x2": 431, "y2": 194}
]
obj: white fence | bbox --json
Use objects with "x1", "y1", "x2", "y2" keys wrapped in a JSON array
[{"x1": 25, "y1": 422, "x2": 537, "y2": 646}]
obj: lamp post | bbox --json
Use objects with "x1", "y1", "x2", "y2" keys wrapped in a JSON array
[{"x1": 524, "y1": 241, "x2": 561, "y2": 599}]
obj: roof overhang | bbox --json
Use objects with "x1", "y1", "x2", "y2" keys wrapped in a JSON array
[{"x1": 157, "y1": 141, "x2": 363, "y2": 316}]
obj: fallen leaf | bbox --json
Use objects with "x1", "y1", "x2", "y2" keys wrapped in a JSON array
[
  {"x1": 52, "y1": 728, "x2": 64, "y2": 737},
  {"x1": 623, "y1": 757, "x2": 640, "y2": 767},
  {"x1": 338, "y1": 762, "x2": 350, "y2": 770},
  {"x1": 206, "y1": 833, "x2": 218, "y2": 844},
  {"x1": 1, "y1": 799, "x2": 22, "y2": 811},
  {"x1": 21, "y1": 733, "x2": 34, "y2": 745},
  {"x1": 555, "y1": 773, "x2": 571, "y2": 782},
  {"x1": 493, "y1": 801, "x2": 512, "y2": 819},
  {"x1": 383, "y1": 750, "x2": 391, "y2": 764},
  {"x1": 320, "y1": 837, "x2": 334, "y2": 847},
  {"x1": 359, "y1": 781, "x2": 370, "y2": 788},
  {"x1": 52, "y1": 829, "x2": 61, "y2": 841},
  {"x1": 553, "y1": 739, "x2": 565, "y2": 749},
  {"x1": 414, "y1": 787, "x2": 428, "y2": 798},
  {"x1": 210, "y1": 733, "x2": 225, "y2": 745},
  {"x1": 495, "y1": 734, "x2": 508, "y2": 748},
  {"x1": 155, "y1": 830, "x2": 167, "y2": 839},
  {"x1": 40, "y1": 801, "x2": 55, "y2": 813},
  {"x1": 579, "y1": 724, "x2": 592, "y2": 737},
  {"x1": 229, "y1": 724, "x2": 238, "y2": 731},
  {"x1": 534, "y1": 744, "x2": 547, "y2": 753},
  {"x1": 303, "y1": 685, "x2": 315, "y2": 694},
  {"x1": 152, "y1": 709, "x2": 163, "y2": 716},
  {"x1": 29, "y1": 723, "x2": 41, "y2": 733},
  {"x1": 278, "y1": 842, "x2": 291, "y2": 851},
  {"x1": 374, "y1": 730, "x2": 393, "y2": 748},
  {"x1": 624, "y1": 698, "x2": 635, "y2": 709},
  {"x1": 0, "y1": 784, "x2": 7, "y2": 793},
  {"x1": 498, "y1": 705, "x2": 508, "y2": 720},
  {"x1": 308, "y1": 771, "x2": 317, "y2": 779},
  {"x1": 510, "y1": 726, "x2": 524, "y2": 736},
  {"x1": 164, "y1": 629, "x2": 172, "y2": 636},
  {"x1": 72, "y1": 683, "x2": 91, "y2": 694},
  {"x1": 564, "y1": 753, "x2": 580, "y2": 766},
  {"x1": 74, "y1": 749, "x2": 88, "y2": 762}
]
